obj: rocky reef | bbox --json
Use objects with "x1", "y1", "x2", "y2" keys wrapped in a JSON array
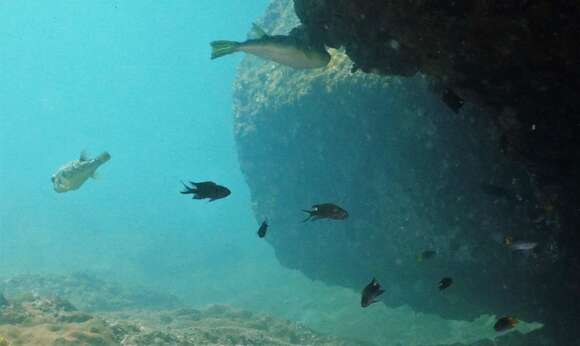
[
  {"x1": 0, "y1": 273, "x2": 179, "y2": 312},
  {"x1": 232, "y1": 0, "x2": 580, "y2": 344},
  {"x1": 0, "y1": 274, "x2": 371, "y2": 346}
]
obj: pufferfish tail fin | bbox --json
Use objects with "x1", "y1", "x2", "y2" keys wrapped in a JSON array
[{"x1": 96, "y1": 152, "x2": 111, "y2": 164}]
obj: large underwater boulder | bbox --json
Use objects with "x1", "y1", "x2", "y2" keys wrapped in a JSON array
[{"x1": 233, "y1": 1, "x2": 579, "y2": 344}]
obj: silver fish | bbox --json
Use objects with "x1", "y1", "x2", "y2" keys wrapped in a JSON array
[
  {"x1": 509, "y1": 241, "x2": 538, "y2": 251},
  {"x1": 210, "y1": 24, "x2": 330, "y2": 69},
  {"x1": 51, "y1": 151, "x2": 111, "y2": 193}
]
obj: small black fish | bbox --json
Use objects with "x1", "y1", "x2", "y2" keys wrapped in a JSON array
[
  {"x1": 257, "y1": 219, "x2": 268, "y2": 238},
  {"x1": 417, "y1": 250, "x2": 436, "y2": 262},
  {"x1": 180, "y1": 181, "x2": 231, "y2": 202},
  {"x1": 442, "y1": 88, "x2": 464, "y2": 113},
  {"x1": 361, "y1": 277, "x2": 385, "y2": 308},
  {"x1": 302, "y1": 203, "x2": 348, "y2": 222},
  {"x1": 494, "y1": 316, "x2": 518, "y2": 332},
  {"x1": 439, "y1": 277, "x2": 453, "y2": 290}
]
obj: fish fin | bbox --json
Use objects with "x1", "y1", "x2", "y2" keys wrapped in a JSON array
[
  {"x1": 80, "y1": 150, "x2": 89, "y2": 162},
  {"x1": 192, "y1": 181, "x2": 216, "y2": 187},
  {"x1": 210, "y1": 40, "x2": 241, "y2": 60},
  {"x1": 251, "y1": 23, "x2": 269, "y2": 38},
  {"x1": 302, "y1": 210, "x2": 313, "y2": 223},
  {"x1": 96, "y1": 151, "x2": 111, "y2": 163},
  {"x1": 180, "y1": 181, "x2": 195, "y2": 194}
]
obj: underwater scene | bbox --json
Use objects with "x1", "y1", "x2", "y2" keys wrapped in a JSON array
[{"x1": 1, "y1": 1, "x2": 579, "y2": 345}]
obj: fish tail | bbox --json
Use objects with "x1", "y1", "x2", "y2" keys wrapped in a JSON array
[
  {"x1": 180, "y1": 181, "x2": 196, "y2": 194},
  {"x1": 96, "y1": 152, "x2": 111, "y2": 164},
  {"x1": 301, "y1": 210, "x2": 314, "y2": 223},
  {"x1": 210, "y1": 40, "x2": 241, "y2": 59}
]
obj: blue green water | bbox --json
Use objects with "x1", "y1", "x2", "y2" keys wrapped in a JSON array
[
  {"x1": 0, "y1": 0, "x2": 283, "y2": 325},
  {"x1": 0, "y1": 2, "x2": 543, "y2": 345},
  {"x1": 0, "y1": 1, "x2": 268, "y2": 274}
]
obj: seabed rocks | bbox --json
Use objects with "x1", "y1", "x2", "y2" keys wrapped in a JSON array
[{"x1": 0, "y1": 274, "x2": 372, "y2": 346}]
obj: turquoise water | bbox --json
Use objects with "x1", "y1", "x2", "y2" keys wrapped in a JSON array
[
  {"x1": 0, "y1": 2, "x2": 544, "y2": 345},
  {"x1": 0, "y1": 0, "x2": 280, "y2": 322},
  {"x1": 0, "y1": 0, "x2": 268, "y2": 275}
]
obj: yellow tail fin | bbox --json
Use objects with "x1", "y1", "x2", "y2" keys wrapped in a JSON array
[{"x1": 210, "y1": 40, "x2": 241, "y2": 59}]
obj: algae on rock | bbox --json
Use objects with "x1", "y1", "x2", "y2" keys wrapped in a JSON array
[{"x1": 232, "y1": 1, "x2": 558, "y2": 344}]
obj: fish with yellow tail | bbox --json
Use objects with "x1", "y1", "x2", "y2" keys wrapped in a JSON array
[
  {"x1": 51, "y1": 151, "x2": 111, "y2": 193},
  {"x1": 494, "y1": 316, "x2": 518, "y2": 332},
  {"x1": 503, "y1": 236, "x2": 538, "y2": 251},
  {"x1": 210, "y1": 24, "x2": 330, "y2": 69}
]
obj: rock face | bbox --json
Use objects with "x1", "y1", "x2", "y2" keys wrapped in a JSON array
[
  {"x1": 233, "y1": 0, "x2": 580, "y2": 344},
  {"x1": 292, "y1": 1, "x2": 580, "y2": 190}
]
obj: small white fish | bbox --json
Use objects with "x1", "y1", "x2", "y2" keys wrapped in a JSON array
[
  {"x1": 509, "y1": 241, "x2": 538, "y2": 251},
  {"x1": 51, "y1": 151, "x2": 111, "y2": 193},
  {"x1": 389, "y1": 39, "x2": 400, "y2": 50}
]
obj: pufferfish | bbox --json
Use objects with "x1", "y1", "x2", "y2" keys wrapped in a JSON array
[{"x1": 51, "y1": 151, "x2": 111, "y2": 193}]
